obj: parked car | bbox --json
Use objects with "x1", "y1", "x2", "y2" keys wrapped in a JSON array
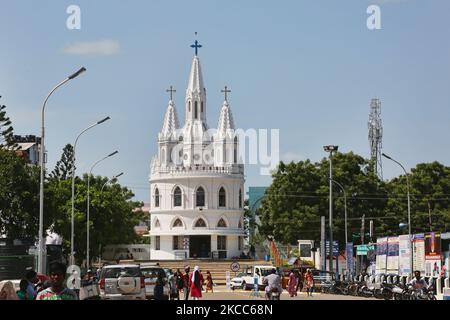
[
  {"x1": 99, "y1": 264, "x2": 146, "y2": 300},
  {"x1": 140, "y1": 265, "x2": 170, "y2": 299},
  {"x1": 230, "y1": 272, "x2": 248, "y2": 290},
  {"x1": 231, "y1": 265, "x2": 276, "y2": 291}
]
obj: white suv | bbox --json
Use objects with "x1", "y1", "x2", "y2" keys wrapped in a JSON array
[{"x1": 99, "y1": 264, "x2": 146, "y2": 300}]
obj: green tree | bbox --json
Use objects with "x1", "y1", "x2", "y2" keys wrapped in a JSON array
[
  {"x1": 0, "y1": 149, "x2": 40, "y2": 239},
  {"x1": 385, "y1": 161, "x2": 450, "y2": 235},
  {"x1": 0, "y1": 96, "x2": 18, "y2": 150},
  {"x1": 50, "y1": 144, "x2": 75, "y2": 181},
  {"x1": 258, "y1": 152, "x2": 387, "y2": 247},
  {"x1": 46, "y1": 173, "x2": 145, "y2": 265}
]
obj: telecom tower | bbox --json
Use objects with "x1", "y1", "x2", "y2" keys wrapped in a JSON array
[{"x1": 368, "y1": 98, "x2": 383, "y2": 179}]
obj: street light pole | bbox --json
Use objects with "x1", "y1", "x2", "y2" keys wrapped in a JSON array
[
  {"x1": 38, "y1": 67, "x2": 86, "y2": 274},
  {"x1": 382, "y1": 153, "x2": 413, "y2": 277},
  {"x1": 86, "y1": 152, "x2": 119, "y2": 268},
  {"x1": 331, "y1": 179, "x2": 348, "y2": 244},
  {"x1": 100, "y1": 172, "x2": 124, "y2": 192},
  {"x1": 324, "y1": 145, "x2": 338, "y2": 273},
  {"x1": 70, "y1": 116, "x2": 110, "y2": 266}
]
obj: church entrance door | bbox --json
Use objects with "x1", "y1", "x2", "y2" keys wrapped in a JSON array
[{"x1": 189, "y1": 236, "x2": 211, "y2": 259}]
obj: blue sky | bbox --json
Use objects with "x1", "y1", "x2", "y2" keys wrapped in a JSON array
[{"x1": 1, "y1": 0, "x2": 449, "y2": 202}]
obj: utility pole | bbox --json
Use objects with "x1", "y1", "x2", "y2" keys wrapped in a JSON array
[
  {"x1": 321, "y1": 216, "x2": 326, "y2": 271},
  {"x1": 369, "y1": 220, "x2": 374, "y2": 243},
  {"x1": 361, "y1": 214, "x2": 365, "y2": 245},
  {"x1": 427, "y1": 200, "x2": 433, "y2": 232}
]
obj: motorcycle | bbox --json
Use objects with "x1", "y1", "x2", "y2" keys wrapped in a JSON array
[{"x1": 269, "y1": 287, "x2": 280, "y2": 300}]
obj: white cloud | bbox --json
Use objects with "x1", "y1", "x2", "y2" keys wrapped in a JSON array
[
  {"x1": 63, "y1": 40, "x2": 121, "y2": 56},
  {"x1": 280, "y1": 152, "x2": 305, "y2": 163}
]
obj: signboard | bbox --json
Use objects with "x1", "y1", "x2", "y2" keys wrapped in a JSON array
[
  {"x1": 398, "y1": 235, "x2": 411, "y2": 276},
  {"x1": 230, "y1": 262, "x2": 240, "y2": 272},
  {"x1": 425, "y1": 232, "x2": 441, "y2": 277},
  {"x1": 325, "y1": 241, "x2": 339, "y2": 257},
  {"x1": 387, "y1": 237, "x2": 399, "y2": 273},
  {"x1": 346, "y1": 242, "x2": 354, "y2": 274},
  {"x1": 376, "y1": 237, "x2": 388, "y2": 274},
  {"x1": 356, "y1": 245, "x2": 375, "y2": 256},
  {"x1": 413, "y1": 234, "x2": 425, "y2": 273}
]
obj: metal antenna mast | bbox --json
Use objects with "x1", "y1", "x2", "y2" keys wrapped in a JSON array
[{"x1": 368, "y1": 98, "x2": 383, "y2": 180}]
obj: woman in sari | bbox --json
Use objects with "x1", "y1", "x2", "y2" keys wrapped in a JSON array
[
  {"x1": 190, "y1": 266, "x2": 204, "y2": 300},
  {"x1": 287, "y1": 269, "x2": 298, "y2": 297},
  {"x1": 304, "y1": 269, "x2": 314, "y2": 297}
]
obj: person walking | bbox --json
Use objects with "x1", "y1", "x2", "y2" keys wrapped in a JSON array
[
  {"x1": 182, "y1": 266, "x2": 191, "y2": 300},
  {"x1": 287, "y1": 269, "x2": 298, "y2": 297},
  {"x1": 205, "y1": 271, "x2": 214, "y2": 293},
  {"x1": 190, "y1": 266, "x2": 204, "y2": 300},
  {"x1": 304, "y1": 269, "x2": 314, "y2": 297},
  {"x1": 295, "y1": 270, "x2": 303, "y2": 293},
  {"x1": 175, "y1": 269, "x2": 184, "y2": 300},
  {"x1": 16, "y1": 279, "x2": 33, "y2": 300}
]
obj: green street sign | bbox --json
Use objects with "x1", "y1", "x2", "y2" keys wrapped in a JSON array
[{"x1": 356, "y1": 245, "x2": 375, "y2": 256}]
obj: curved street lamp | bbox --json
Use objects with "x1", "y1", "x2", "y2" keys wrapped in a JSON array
[
  {"x1": 70, "y1": 117, "x2": 111, "y2": 266},
  {"x1": 38, "y1": 67, "x2": 86, "y2": 274},
  {"x1": 101, "y1": 172, "x2": 124, "y2": 192},
  {"x1": 382, "y1": 152, "x2": 413, "y2": 277},
  {"x1": 86, "y1": 151, "x2": 119, "y2": 267}
]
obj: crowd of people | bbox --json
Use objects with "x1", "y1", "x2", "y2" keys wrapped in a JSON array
[
  {"x1": 0, "y1": 262, "x2": 78, "y2": 300},
  {"x1": 156, "y1": 265, "x2": 214, "y2": 300}
]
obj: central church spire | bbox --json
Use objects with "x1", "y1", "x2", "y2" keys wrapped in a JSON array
[{"x1": 185, "y1": 38, "x2": 207, "y2": 128}]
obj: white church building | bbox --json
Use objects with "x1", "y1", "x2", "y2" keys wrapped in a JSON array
[{"x1": 149, "y1": 40, "x2": 246, "y2": 260}]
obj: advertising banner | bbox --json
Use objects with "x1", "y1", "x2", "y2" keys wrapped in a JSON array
[
  {"x1": 346, "y1": 242, "x2": 354, "y2": 274},
  {"x1": 413, "y1": 234, "x2": 425, "y2": 273},
  {"x1": 387, "y1": 236, "x2": 399, "y2": 273},
  {"x1": 398, "y1": 235, "x2": 411, "y2": 276},
  {"x1": 376, "y1": 237, "x2": 388, "y2": 274},
  {"x1": 425, "y1": 232, "x2": 441, "y2": 277}
]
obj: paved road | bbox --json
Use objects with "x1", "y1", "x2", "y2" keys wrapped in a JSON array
[{"x1": 180, "y1": 288, "x2": 375, "y2": 300}]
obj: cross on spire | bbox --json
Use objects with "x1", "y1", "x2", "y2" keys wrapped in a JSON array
[
  {"x1": 221, "y1": 86, "x2": 231, "y2": 102},
  {"x1": 190, "y1": 33, "x2": 202, "y2": 56},
  {"x1": 166, "y1": 85, "x2": 176, "y2": 101}
]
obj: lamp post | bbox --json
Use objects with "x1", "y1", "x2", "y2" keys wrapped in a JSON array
[
  {"x1": 323, "y1": 145, "x2": 338, "y2": 273},
  {"x1": 382, "y1": 153, "x2": 413, "y2": 277},
  {"x1": 100, "y1": 172, "x2": 124, "y2": 192},
  {"x1": 38, "y1": 67, "x2": 86, "y2": 274},
  {"x1": 331, "y1": 179, "x2": 348, "y2": 245},
  {"x1": 86, "y1": 152, "x2": 119, "y2": 268},
  {"x1": 70, "y1": 116, "x2": 111, "y2": 266}
]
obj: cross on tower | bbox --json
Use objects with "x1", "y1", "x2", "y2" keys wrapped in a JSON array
[
  {"x1": 221, "y1": 86, "x2": 231, "y2": 102},
  {"x1": 190, "y1": 39, "x2": 202, "y2": 56},
  {"x1": 166, "y1": 85, "x2": 176, "y2": 101}
]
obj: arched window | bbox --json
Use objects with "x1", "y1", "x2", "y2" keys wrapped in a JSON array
[
  {"x1": 195, "y1": 218, "x2": 206, "y2": 228},
  {"x1": 219, "y1": 187, "x2": 226, "y2": 207},
  {"x1": 189, "y1": 101, "x2": 191, "y2": 112},
  {"x1": 201, "y1": 101, "x2": 204, "y2": 113},
  {"x1": 196, "y1": 187, "x2": 205, "y2": 207},
  {"x1": 174, "y1": 187, "x2": 182, "y2": 207},
  {"x1": 173, "y1": 218, "x2": 183, "y2": 228},
  {"x1": 155, "y1": 219, "x2": 161, "y2": 228},
  {"x1": 194, "y1": 101, "x2": 198, "y2": 119},
  {"x1": 217, "y1": 218, "x2": 227, "y2": 228},
  {"x1": 239, "y1": 188, "x2": 242, "y2": 209},
  {"x1": 155, "y1": 188, "x2": 160, "y2": 207}
]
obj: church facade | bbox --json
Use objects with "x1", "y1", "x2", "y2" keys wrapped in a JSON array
[{"x1": 149, "y1": 41, "x2": 246, "y2": 260}]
